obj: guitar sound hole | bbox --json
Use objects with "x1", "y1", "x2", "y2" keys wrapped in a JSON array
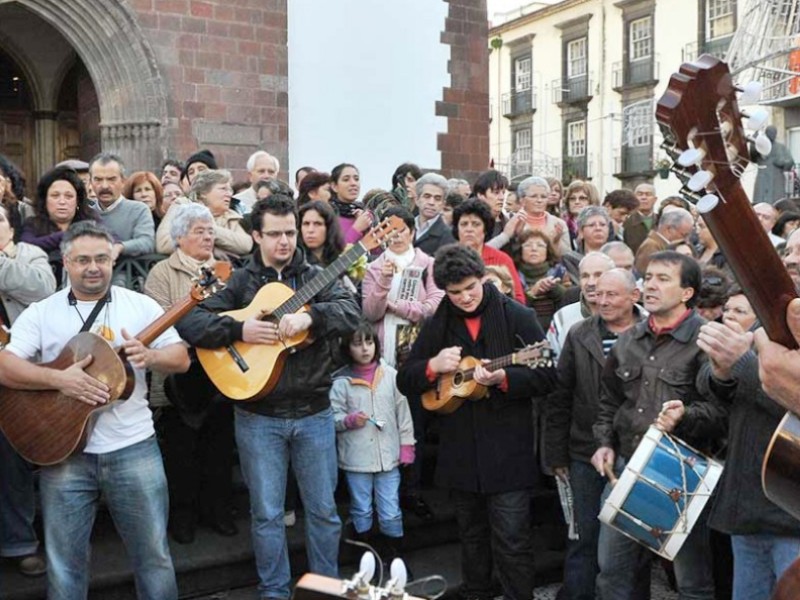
[{"x1": 453, "y1": 372, "x2": 463, "y2": 385}]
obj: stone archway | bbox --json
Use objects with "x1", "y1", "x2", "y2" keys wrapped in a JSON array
[{"x1": 9, "y1": 0, "x2": 170, "y2": 171}]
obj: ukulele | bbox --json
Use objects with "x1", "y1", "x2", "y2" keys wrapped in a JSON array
[
  {"x1": 196, "y1": 217, "x2": 403, "y2": 402},
  {"x1": 421, "y1": 342, "x2": 552, "y2": 414},
  {"x1": 0, "y1": 263, "x2": 230, "y2": 466},
  {"x1": 655, "y1": 55, "x2": 800, "y2": 521}
]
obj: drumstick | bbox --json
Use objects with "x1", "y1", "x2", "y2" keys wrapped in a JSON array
[{"x1": 603, "y1": 463, "x2": 618, "y2": 487}]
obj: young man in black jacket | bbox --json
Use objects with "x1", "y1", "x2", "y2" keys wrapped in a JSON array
[
  {"x1": 397, "y1": 244, "x2": 555, "y2": 600},
  {"x1": 176, "y1": 195, "x2": 360, "y2": 600}
]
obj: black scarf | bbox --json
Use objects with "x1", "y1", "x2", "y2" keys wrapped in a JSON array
[
  {"x1": 430, "y1": 282, "x2": 511, "y2": 360},
  {"x1": 330, "y1": 197, "x2": 362, "y2": 219}
]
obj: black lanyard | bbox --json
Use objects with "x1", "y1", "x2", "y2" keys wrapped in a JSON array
[{"x1": 68, "y1": 289, "x2": 111, "y2": 333}]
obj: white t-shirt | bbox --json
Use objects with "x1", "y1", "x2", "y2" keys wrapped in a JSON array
[{"x1": 6, "y1": 286, "x2": 183, "y2": 454}]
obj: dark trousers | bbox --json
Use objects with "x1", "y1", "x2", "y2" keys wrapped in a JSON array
[
  {"x1": 160, "y1": 401, "x2": 235, "y2": 521},
  {"x1": 451, "y1": 489, "x2": 535, "y2": 600}
]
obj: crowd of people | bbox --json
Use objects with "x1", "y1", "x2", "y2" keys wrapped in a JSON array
[{"x1": 0, "y1": 148, "x2": 800, "y2": 600}]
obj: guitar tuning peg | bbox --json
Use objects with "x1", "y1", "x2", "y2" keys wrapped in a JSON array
[
  {"x1": 744, "y1": 107, "x2": 769, "y2": 131},
  {"x1": 738, "y1": 80, "x2": 763, "y2": 105},
  {"x1": 687, "y1": 170, "x2": 713, "y2": 193},
  {"x1": 677, "y1": 148, "x2": 705, "y2": 168},
  {"x1": 696, "y1": 193, "x2": 720, "y2": 214},
  {"x1": 751, "y1": 131, "x2": 772, "y2": 157}
]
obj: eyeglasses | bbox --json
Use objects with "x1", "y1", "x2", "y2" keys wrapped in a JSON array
[
  {"x1": 68, "y1": 254, "x2": 113, "y2": 267},
  {"x1": 569, "y1": 195, "x2": 590, "y2": 201},
  {"x1": 260, "y1": 229, "x2": 297, "y2": 239},
  {"x1": 522, "y1": 242, "x2": 548, "y2": 250}
]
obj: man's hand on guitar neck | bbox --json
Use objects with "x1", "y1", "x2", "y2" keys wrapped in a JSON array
[
  {"x1": 474, "y1": 360, "x2": 506, "y2": 387},
  {"x1": 56, "y1": 355, "x2": 110, "y2": 406},
  {"x1": 755, "y1": 297, "x2": 800, "y2": 412}
]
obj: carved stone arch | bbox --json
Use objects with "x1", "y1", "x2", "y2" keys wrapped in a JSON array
[{"x1": 14, "y1": 0, "x2": 169, "y2": 170}]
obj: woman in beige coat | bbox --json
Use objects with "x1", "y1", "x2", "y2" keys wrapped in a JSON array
[
  {"x1": 145, "y1": 203, "x2": 237, "y2": 544},
  {"x1": 155, "y1": 169, "x2": 252, "y2": 258}
]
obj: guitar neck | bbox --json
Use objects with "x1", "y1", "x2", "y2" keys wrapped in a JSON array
[
  {"x1": 272, "y1": 243, "x2": 366, "y2": 319},
  {"x1": 461, "y1": 351, "x2": 520, "y2": 380},
  {"x1": 703, "y1": 183, "x2": 798, "y2": 349},
  {"x1": 136, "y1": 295, "x2": 198, "y2": 347}
]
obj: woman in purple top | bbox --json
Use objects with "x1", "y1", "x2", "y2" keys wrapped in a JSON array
[
  {"x1": 330, "y1": 163, "x2": 373, "y2": 244},
  {"x1": 21, "y1": 166, "x2": 97, "y2": 285}
]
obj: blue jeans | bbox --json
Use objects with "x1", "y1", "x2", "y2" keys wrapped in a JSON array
[
  {"x1": 452, "y1": 489, "x2": 534, "y2": 600},
  {"x1": 0, "y1": 430, "x2": 39, "y2": 557},
  {"x1": 730, "y1": 534, "x2": 800, "y2": 600},
  {"x1": 345, "y1": 468, "x2": 403, "y2": 538},
  {"x1": 40, "y1": 436, "x2": 176, "y2": 600},
  {"x1": 561, "y1": 460, "x2": 606, "y2": 600},
  {"x1": 235, "y1": 407, "x2": 341, "y2": 599},
  {"x1": 597, "y1": 459, "x2": 714, "y2": 600}
]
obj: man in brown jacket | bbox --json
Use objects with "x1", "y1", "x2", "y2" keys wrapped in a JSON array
[
  {"x1": 622, "y1": 183, "x2": 658, "y2": 254},
  {"x1": 633, "y1": 207, "x2": 694, "y2": 275}
]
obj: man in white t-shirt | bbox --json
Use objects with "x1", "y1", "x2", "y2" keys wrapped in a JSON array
[{"x1": 0, "y1": 222, "x2": 190, "y2": 599}]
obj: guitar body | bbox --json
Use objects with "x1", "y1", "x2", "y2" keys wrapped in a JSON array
[
  {"x1": 195, "y1": 282, "x2": 310, "y2": 401},
  {"x1": 0, "y1": 332, "x2": 133, "y2": 466},
  {"x1": 421, "y1": 356, "x2": 488, "y2": 414},
  {"x1": 762, "y1": 412, "x2": 800, "y2": 522}
]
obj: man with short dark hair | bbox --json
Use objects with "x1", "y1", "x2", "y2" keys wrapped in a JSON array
[
  {"x1": 176, "y1": 195, "x2": 361, "y2": 600},
  {"x1": 602, "y1": 189, "x2": 639, "y2": 240},
  {"x1": 89, "y1": 152, "x2": 154, "y2": 260},
  {"x1": 161, "y1": 159, "x2": 183, "y2": 186},
  {"x1": 472, "y1": 170, "x2": 509, "y2": 240},
  {"x1": 591, "y1": 251, "x2": 726, "y2": 600},
  {"x1": 0, "y1": 221, "x2": 189, "y2": 598},
  {"x1": 397, "y1": 244, "x2": 555, "y2": 600}
]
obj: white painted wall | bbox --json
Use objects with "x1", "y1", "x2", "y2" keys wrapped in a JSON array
[{"x1": 287, "y1": 0, "x2": 449, "y2": 193}]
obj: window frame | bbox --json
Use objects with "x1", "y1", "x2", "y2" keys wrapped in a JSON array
[
  {"x1": 567, "y1": 37, "x2": 588, "y2": 79},
  {"x1": 567, "y1": 120, "x2": 586, "y2": 158},
  {"x1": 629, "y1": 16, "x2": 653, "y2": 62}
]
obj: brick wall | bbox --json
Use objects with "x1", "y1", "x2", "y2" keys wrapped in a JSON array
[
  {"x1": 77, "y1": 63, "x2": 101, "y2": 160},
  {"x1": 129, "y1": 0, "x2": 288, "y2": 182},
  {"x1": 436, "y1": 0, "x2": 490, "y2": 183}
]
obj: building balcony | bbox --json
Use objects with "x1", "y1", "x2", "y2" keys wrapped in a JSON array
[
  {"x1": 552, "y1": 74, "x2": 592, "y2": 105},
  {"x1": 502, "y1": 87, "x2": 537, "y2": 118},
  {"x1": 612, "y1": 58, "x2": 658, "y2": 91},
  {"x1": 682, "y1": 37, "x2": 733, "y2": 63}
]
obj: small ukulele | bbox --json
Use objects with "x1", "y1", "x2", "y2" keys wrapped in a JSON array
[{"x1": 421, "y1": 342, "x2": 552, "y2": 414}]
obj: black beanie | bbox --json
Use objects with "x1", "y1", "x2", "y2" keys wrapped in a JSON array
[{"x1": 182, "y1": 149, "x2": 217, "y2": 180}]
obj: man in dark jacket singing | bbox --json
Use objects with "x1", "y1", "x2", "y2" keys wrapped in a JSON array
[
  {"x1": 176, "y1": 195, "x2": 360, "y2": 600},
  {"x1": 397, "y1": 244, "x2": 555, "y2": 600}
]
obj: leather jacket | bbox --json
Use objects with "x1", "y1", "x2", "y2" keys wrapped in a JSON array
[
  {"x1": 593, "y1": 310, "x2": 727, "y2": 459},
  {"x1": 176, "y1": 248, "x2": 361, "y2": 418}
]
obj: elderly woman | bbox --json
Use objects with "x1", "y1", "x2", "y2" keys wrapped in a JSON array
[
  {"x1": 562, "y1": 180, "x2": 599, "y2": 250},
  {"x1": 362, "y1": 206, "x2": 443, "y2": 367},
  {"x1": 144, "y1": 203, "x2": 236, "y2": 544},
  {"x1": 514, "y1": 229, "x2": 566, "y2": 330},
  {"x1": 562, "y1": 206, "x2": 613, "y2": 284},
  {"x1": 21, "y1": 166, "x2": 98, "y2": 285},
  {"x1": 0, "y1": 201, "x2": 56, "y2": 576},
  {"x1": 123, "y1": 171, "x2": 164, "y2": 229},
  {"x1": 156, "y1": 169, "x2": 252, "y2": 257},
  {"x1": 489, "y1": 176, "x2": 571, "y2": 257}
]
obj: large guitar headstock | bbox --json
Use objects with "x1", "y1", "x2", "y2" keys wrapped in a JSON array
[
  {"x1": 361, "y1": 216, "x2": 405, "y2": 252},
  {"x1": 656, "y1": 54, "x2": 770, "y2": 210},
  {"x1": 190, "y1": 262, "x2": 232, "y2": 301}
]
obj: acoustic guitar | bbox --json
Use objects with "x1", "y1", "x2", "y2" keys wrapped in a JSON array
[
  {"x1": 196, "y1": 216, "x2": 403, "y2": 401},
  {"x1": 655, "y1": 55, "x2": 800, "y2": 521},
  {"x1": 421, "y1": 342, "x2": 552, "y2": 414},
  {"x1": 0, "y1": 263, "x2": 230, "y2": 466}
]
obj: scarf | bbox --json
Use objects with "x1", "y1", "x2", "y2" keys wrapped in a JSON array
[
  {"x1": 517, "y1": 260, "x2": 551, "y2": 289},
  {"x1": 383, "y1": 247, "x2": 419, "y2": 367},
  {"x1": 176, "y1": 248, "x2": 212, "y2": 273},
  {"x1": 330, "y1": 197, "x2": 362, "y2": 219}
]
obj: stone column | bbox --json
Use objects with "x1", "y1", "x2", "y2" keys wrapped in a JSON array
[
  {"x1": 32, "y1": 111, "x2": 58, "y2": 181},
  {"x1": 100, "y1": 121, "x2": 164, "y2": 172}
]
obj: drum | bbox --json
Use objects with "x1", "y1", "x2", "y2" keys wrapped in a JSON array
[{"x1": 598, "y1": 426, "x2": 723, "y2": 560}]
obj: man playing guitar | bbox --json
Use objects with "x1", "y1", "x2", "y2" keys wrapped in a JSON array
[
  {"x1": 0, "y1": 222, "x2": 190, "y2": 599},
  {"x1": 396, "y1": 244, "x2": 555, "y2": 600},
  {"x1": 176, "y1": 195, "x2": 361, "y2": 600}
]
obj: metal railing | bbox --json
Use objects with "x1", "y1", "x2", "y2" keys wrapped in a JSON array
[
  {"x1": 552, "y1": 74, "x2": 592, "y2": 104},
  {"x1": 612, "y1": 59, "x2": 658, "y2": 88},
  {"x1": 502, "y1": 87, "x2": 537, "y2": 118}
]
